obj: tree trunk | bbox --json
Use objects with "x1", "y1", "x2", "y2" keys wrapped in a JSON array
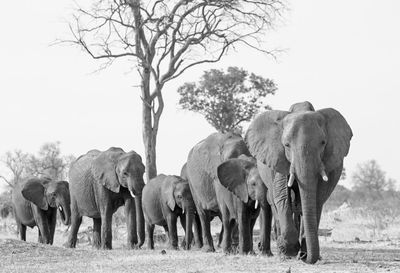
[{"x1": 141, "y1": 70, "x2": 158, "y2": 182}]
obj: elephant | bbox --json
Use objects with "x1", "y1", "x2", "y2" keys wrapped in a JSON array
[
  {"x1": 245, "y1": 101, "x2": 352, "y2": 263},
  {"x1": 66, "y1": 147, "x2": 145, "y2": 249},
  {"x1": 142, "y1": 174, "x2": 197, "y2": 250},
  {"x1": 12, "y1": 177, "x2": 71, "y2": 244},
  {"x1": 186, "y1": 132, "x2": 268, "y2": 254},
  {"x1": 217, "y1": 154, "x2": 273, "y2": 255}
]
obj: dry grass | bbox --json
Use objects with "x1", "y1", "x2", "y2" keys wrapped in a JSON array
[{"x1": 1, "y1": 215, "x2": 400, "y2": 273}]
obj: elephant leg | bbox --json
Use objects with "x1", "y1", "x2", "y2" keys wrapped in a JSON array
[
  {"x1": 146, "y1": 222, "x2": 155, "y2": 250},
  {"x1": 249, "y1": 216, "x2": 258, "y2": 252},
  {"x1": 100, "y1": 207, "x2": 113, "y2": 250},
  {"x1": 18, "y1": 222, "x2": 26, "y2": 241},
  {"x1": 66, "y1": 199, "x2": 82, "y2": 248},
  {"x1": 221, "y1": 206, "x2": 232, "y2": 253},
  {"x1": 193, "y1": 214, "x2": 203, "y2": 249},
  {"x1": 166, "y1": 214, "x2": 178, "y2": 250},
  {"x1": 48, "y1": 211, "x2": 57, "y2": 245},
  {"x1": 124, "y1": 197, "x2": 138, "y2": 249},
  {"x1": 217, "y1": 225, "x2": 224, "y2": 248},
  {"x1": 179, "y1": 215, "x2": 188, "y2": 249},
  {"x1": 198, "y1": 210, "x2": 215, "y2": 252},
  {"x1": 32, "y1": 207, "x2": 50, "y2": 244},
  {"x1": 238, "y1": 206, "x2": 251, "y2": 254},
  {"x1": 93, "y1": 218, "x2": 101, "y2": 249},
  {"x1": 259, "y1": 205, "x2": 273, "y2": 256},
  {"x1": 163, "y1": 225, "x2": 169, "y2": 244},
  {"x1": 231, "y1": 223, "x2": 239, "y2": 249}
]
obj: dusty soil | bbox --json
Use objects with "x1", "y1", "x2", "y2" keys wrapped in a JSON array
[
  {"x1": 1, "y1": 216, "x2": 400, "y2": 273},
  {"x1": 1, "y1": 237, "x2": 400, "y2": 273}
]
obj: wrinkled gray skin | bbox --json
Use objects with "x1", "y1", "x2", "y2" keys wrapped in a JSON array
[
  {"x1": 180, "y1": 163, "x2": 204, "y2": 249},
  {"x1": 12, "y1": 178, "x2": 71, "y2": 244},
  {"x1": 186, "y1": 133, "x2": 266, "y2": 254},
  {"x1": 142, "y1": 174, "x2": 196, "y2": 250},
  {"x1": 245, "y1": 101, "x2": 352, "y2": 264},
  {"x1": 66, "y1": 147, "x2": 145, "y2": 249},
  {"x1": 218, "y1": 154, "x2": 273, "y2": 255}
]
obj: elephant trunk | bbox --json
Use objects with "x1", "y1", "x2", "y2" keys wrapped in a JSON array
[
  {"x1": 58, "y1": 200, "x2": 71, "y2": 226},
  {"x1": 295, "y1": 153, "x2": 321, "y2": 264},
  {"x1": 184, "y1": 204, "x2": 194, "y2": 250},
  {"x1": 135, "y1": 194, "x2": 145, "y2": 247}
]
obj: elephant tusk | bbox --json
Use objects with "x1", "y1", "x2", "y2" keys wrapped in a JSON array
[
  {"x1": 255, "y1": 200, "x2": 259, "y2": 209},
  {"x1": 130, "y1": 190, "x2": 136, "y2": 198},
  {"x1": 288, "y1": 173, "x2": 295, "y2": 187},
  {"x1": 321, "y1": 170, "x2": 329, "y2": 182},
  {"x1": 182, "y1": 207, "x2": 185, "y2": 214},
  {"x1": 58, "y1": 206, "x2": 63, "y2": 212}
]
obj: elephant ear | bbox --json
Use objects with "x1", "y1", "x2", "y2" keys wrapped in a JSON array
[
  {"x1": 245, "y1": 110, "x2": 290, "y2": 174},
  {"x1": 217, "y1": 158, "x2": 249, "y2": 203},
  {"x1": 92, "y1": 148, "x2": 125, "y2": 193},
  {"x1": 318, "y1": 108, "x2": 353, "y2": 171},
  {"x1": 164, "y1": 176, "x2": 176, "y2": 211},
  {"x1": 21, "y1": 179, "x2": 48, "y2": 210}
]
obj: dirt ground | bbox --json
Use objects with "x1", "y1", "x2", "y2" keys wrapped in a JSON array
[{"x1": 1, "y1": 233, "x2": 400, "y2": 273}]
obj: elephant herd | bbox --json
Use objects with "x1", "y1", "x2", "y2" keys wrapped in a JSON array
[{"x1": 11, "y1": 101, "x2": 352, "y2": 264}]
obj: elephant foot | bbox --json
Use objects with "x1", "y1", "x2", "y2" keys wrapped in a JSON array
[
  {"x1": 147, "y1": 243, "x2": 154, "y2": 250},
  {"x1": 201, "y1": 245, "x2": 215, "y2": 253},
  {"x1": 126, "y1": 243, "x2": 141, "y2": 250},
  {"x1": 100, "y1": 244, "x2": 112, "y2": 250},
  {"x1": 263, "y1": 250, "x2": 273, "y2": 257},
  {"x1": 63, "y1": 241, "x2": 75, "y2": 248},
  {"x1": 137, "y1": 240, "x2": 145, "y2": 248},
  {"x1": 168, "y1": 244, "x2": 179, "y2": 250}
]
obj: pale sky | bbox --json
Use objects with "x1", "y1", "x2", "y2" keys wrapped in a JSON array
[{"x1": 1, "y1": 1, "x2": 399, "y2": 191}]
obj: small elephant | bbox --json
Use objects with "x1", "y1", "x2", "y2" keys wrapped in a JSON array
[
  {"x1": 245, "y1": 101, "x2": 352, "y2": 263},
  {"x1": 142, "y1": 174, "x2": 197, "y2": 250},
  {"x1": 12, "y1": 178, "x2": 71, "y2": 244},
  {"x1": 66, "y1": 147, "x2": 145, "y2": 249},
  {"x1": 217, "y1": 154, "x2": 273, "y2": 255}
]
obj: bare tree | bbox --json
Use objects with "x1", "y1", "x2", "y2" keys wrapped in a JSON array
[
  {"x1": 1, "y1": 142, "x2": 75, "y2": 188},
  {"x1": 27, "y1": 142, "x2": 75, "y2": 181},
  {"x1": 0, "y1": 150, "x2": 29, "y2": 188},
  {"x1": 66, "y1": 0, "x2": 285, "y2": 181}
]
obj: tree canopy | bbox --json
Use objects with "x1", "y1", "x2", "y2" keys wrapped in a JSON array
[{"x1": 178, "y1": 66, "x2": 277, "y2": 133}]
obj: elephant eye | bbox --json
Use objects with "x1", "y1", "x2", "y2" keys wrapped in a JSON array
[
  {"x1": 284, "y1": 143, "x2": 290, "y2": 148},
  {"x1": 123, "y1": 171, "x2": 129, "y2": 177},
  {"x1": 321, "y1": 140, "x2": 326, "y2": 146}
]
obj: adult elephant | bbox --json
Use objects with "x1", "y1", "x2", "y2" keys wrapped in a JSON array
[
  {"x1": 66, "y1": 147, "x2": 145, "y2": 249},
  {"x1": 12, "y1": 178, "x2": 71, "y2": 244},
  {"x1": 186, "y1": 133, "x2": 267, "y2": 254},
  {"x1": 245, "y1": 101, "x2": 352, "y2": 264}
]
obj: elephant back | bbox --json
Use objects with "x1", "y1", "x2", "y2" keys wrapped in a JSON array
[
  {"x1": 69, "y1": 151, "x2": 101, "y2": 217},
  {"x1": 12, "y1": 179, "x2": 37, "y2": 227},
  {"x1": 186, "y1": 132, "x2": 250, "y2": 212}
]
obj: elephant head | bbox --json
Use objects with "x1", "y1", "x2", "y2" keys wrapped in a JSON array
[
  {"x1": 92, "y1": 147, "x2": 145, "y2": 197},
  {"x1": 245, "y1": 101, "x2": 352, "y2": 264},
  {"x1": 217, "y1": 155, "x2": 264, "y2": 208},
  {"x1": 21, "y1": 178, "x2": 71, "y2": 225},
  {"x1": 163, "y1": 176, "x2": 196, "y2": 250}
]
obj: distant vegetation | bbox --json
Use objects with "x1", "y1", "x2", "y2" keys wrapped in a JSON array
[{"x1": 178, "y1": 67, "x2": 277, "y2": 134}]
